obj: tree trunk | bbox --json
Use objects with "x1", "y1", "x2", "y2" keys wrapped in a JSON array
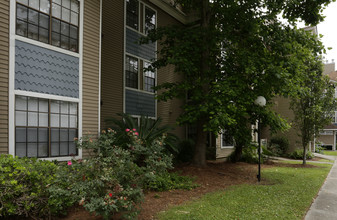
[
  {"x1": 303, "y1": 144, "x2": 307, "y2": 165},
  {"x1": 193, "y1": 119, "x2": 207, "y2": 166},
  {"x1": 232, "y1": 144, "x2": 243, "y2": 163}
]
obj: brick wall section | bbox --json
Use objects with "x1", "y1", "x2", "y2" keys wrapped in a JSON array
[{"x1": 0, "y1": 0, "x2": 9, "y2": 154}]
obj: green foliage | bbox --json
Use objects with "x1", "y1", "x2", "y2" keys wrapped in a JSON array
[
  {"x1": 72, "y1": 128, "x2": 175, "y2": 218},
  {"x1": 176, "y1": 139, "x2": 195, "y2": 163},
  {"x1": 269, "y1": 136, "x2": 290, "y2": 156},
  {"x1": 315, "y1": 146, "x2": 325, "y2": 154},
  {"x1": 289, "y1": 149, "x2": 313, "y2": 160},
  {"x1": 228, "y1": 144, "x2": 269, "y2": 164},
  {"x1": 105, "y1": 113, "x2": 179, "y2": 155},
  {"x1": 146, "y1": 172, "x2": 198, "y2": 192},
  {"x1": 141, "y1": 0, "x2": 332, "y2": 165},
  {"x1": 0, "y1": 155, "x2": 58, "y2": 218}
]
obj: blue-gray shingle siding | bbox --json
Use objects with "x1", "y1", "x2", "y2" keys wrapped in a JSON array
[
  {"x1": 125, "y1": 28, "x2": 155, "y2": 61},
  {"x1": 15, "y1": 40, "x2": 79, "y2": 98},
  {"x1": 125, "y1": 89, "x2": 156, "y2": 117}
]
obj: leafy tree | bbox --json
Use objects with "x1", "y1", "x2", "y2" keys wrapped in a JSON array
[
  {"x1": 290, "y1": 59, "x2": 336, "y2": 165},
  {"x1": 142, "y1": 0, "x2": 333, "y2": 166}
]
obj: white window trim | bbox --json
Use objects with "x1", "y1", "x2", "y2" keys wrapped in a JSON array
[
  {"x1": 220, "y1": 130, "x2": 234, "y2": 149},
  {"x1": 9, "y1": 0, "x2": 84, "y2": 161}
]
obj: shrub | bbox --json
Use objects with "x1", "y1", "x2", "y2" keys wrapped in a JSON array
[
  {"x1": 146, "y1": 172, "x2": 198, "y2": 191},
  {"x1": 0, "y1": 155, "x2": 58, "y2": 218},
  {"x1": 73, "y1": 128, "x2": 174, "y2": 219},
  {"x1": 315, "y1": 146, "x2": 324, "y2": 154},
  {"x1": 228, "y1": 144, "x2": 269, "y2": 164},
  {"x1": 105, "y1": 113, "x2": 179, "y2": 154},
  {"x1": 289, "y1": 149, "x2": 313, "y2": 160},
  {"x1": 269, "y1": 136, "x2": 289, "y2": 156}
]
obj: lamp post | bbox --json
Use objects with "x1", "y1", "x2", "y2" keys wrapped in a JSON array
[{"x1": 254, "y1": 96, "x2": 266, "y2": 182}]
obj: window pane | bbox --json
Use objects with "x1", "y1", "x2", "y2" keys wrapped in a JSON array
[
  {"x1": 145, "y1": 7, "x2": 156, "y2": 34},
  {"x1": 53, "y1": 0, "x2": 61, "y2": 4},
  {"x1": 38, "y1": 128, "x2": 48, "y2": 142},
  {"x1": 60, "y1": 142, "x2": 68, "y2": 155},
  {"x1": 39, "y1": 113, "x2": 48, "y2": 127},
  {"x1": 28, "y1": 97, "x2": 38, "y2": 111},
  {"x1": 52, "y1": 18, "x2": 61, "y2": 33},
  {"x1": 71, "y1": 0, "x2": 78, "y2": 12},
  {"x1": 16, "y1": 111, "x2": 27, "y2": 126},
  {"x1": 29, "y1": 0, "x2": 39, "y2": 10},
  {"x1": 40, "y1": 0, "x2": 50, "y2": 13},
  {"x1": 69, "y1": 115, "x2": 77, "y2": 128},
  {"x1": 27, "y1": 143, "x2": 38, "y2": 157},
  {"x1": 28, "y1": 24, "x2": 38, "y2": 40},
  {"x1": 51, "y1": 128, "x2": 60, "y2": 142},
  {"x1": 61, "y1": 22, "x2": 69, "y2": 36},
  {"x1": 62, "y1": 8, "x2": 70, "y2": 22},
  {"x1": 61, "y1": 35, "x2": 69, "y2": 50},
  {"x1": 61, "y1": 115, "x2": 68, "y2": 127},
  {"x1": 52, "y1": 3, "x2": 61, "y2": 19},
  {"x1": 126, "y1": 0, "x2": 139, "y2": 30},
  {"x1": 16, "y1": 19, "x2": 28, "y2": 37},
  {"x1": 52, "y1": 32, "x2": 61, "y2": 47},
  {"x1": 60, "y1": 129, "x2": 68, "y2": 141},
  {"x1": 69, "y1": 102, "x2": 77, "y2": 114},
  {"x1": 16, "y1": 128, "x2": 27, "y2": 143},
  {"x1": 51, "y1": 142, "x2": 59, "y2": 156},
  {"x1": 27, "y1": 128, "x2": 38, "y2": 142},
  {"x1": 38, "y1": 143, "x2": 48, "y2": 157},
  {"x1": 28, "y1": 9, "x2": 38, "y2": 25},
  {"x1": 39, "y1": 13, "x2": 49, "y2": 29},
  {"x1": 70, "y1": 11, "x2": 78, "y2": 25},
  {"x1": 69, "y1": 142, "x2": 76, "y2": 155},
  {"x1": 51, "y1": 100, "x2": 60, "y2": 113},
  {"x1": 62, "y1": 0, "x2": 71, "y2": 9},
  {"x1": 16, "y1": 143, "x2": 27, "y2": 158},
  {"x1": 16, "y1": 96, "x2": 27, "y2": 111},
  {"x1": 17, "y1": 0, "x2": 28, "y2": 5},
  {"x1": 39, "y1": 99, "x2": 48, "y2": 112},
  {"x1": 39, "y1": 28, "x2": 49, "y2": 43},
  {"x1": 125, "y1": 56, "x2": 138, "y2": 89},
  {"x1": 70, "y1": 25, "x2": 78, "y2": 39},
  {"x1": 28, "y1": 112, "x2": 38, "y2": 126},
  {"x1": 68, "y1": 129, "x2": 76, "y2": 141},
  {"x1": 51, "y1": 114, "x2": 60, "y2": 127},
  {"x1": 17, "y1": 4, "x2": 28, "y2": 21},
  {"x1": 69, "y1": 38, "x2": 78, "y2": 52},
  {"x1": 60, "y1": 101, "x2": 69, "y2": 114}
]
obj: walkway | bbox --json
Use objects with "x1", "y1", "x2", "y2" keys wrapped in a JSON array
[{"x1": 305, "y1": 154, "x2": 337, "y2": 220}]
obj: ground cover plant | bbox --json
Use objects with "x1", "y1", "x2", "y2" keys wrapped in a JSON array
[{"x1": 157, "y1": 162, "x2": 331, "y2": 220}]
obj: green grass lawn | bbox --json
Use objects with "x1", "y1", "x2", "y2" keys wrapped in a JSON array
[
  {"x1": 158, "y1": 162, "x2": 331, "y2": 220},
  {"x1": 322, "y1": 150, "x2": 337, "y2": 156}
]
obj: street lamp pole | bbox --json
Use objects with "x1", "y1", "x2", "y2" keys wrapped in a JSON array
[{"x1": 254, "y1": 96, "x2": 266, "y2": 182}]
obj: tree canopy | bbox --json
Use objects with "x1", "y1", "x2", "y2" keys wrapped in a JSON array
[{"x1": 142, "y1": 0, "x2": 333, "y2": 166}]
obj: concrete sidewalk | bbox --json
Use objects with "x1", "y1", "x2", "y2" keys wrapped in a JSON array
[{"x1": 305, "y1": 155, "x2": 337, "y2": 220}]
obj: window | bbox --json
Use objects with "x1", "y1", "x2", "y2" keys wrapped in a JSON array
[
  {"x1": 126, "y1": 0, "x2": 156, "y2": 34},
  {"x1": 221, "y1": 130, "x2": 234, "y2": 148},
  {"x1": 15, "y1": 95, "x2": 78, "y2": 158},
  {"x1": 144, "y1": 62, "x2": 155, "y2": 92},
  {"x1": 144, "y1": 6, "x2": 156, "y2": 34},
  {"x1": 16, "y1": 0, "x2": 79, "y2": 52},
  {"x1": 125, "y1": 55, "x2": 138, "y2": 89},
  {"x1": 126, "y1": 0, "x2": 139, "y2": 31}
]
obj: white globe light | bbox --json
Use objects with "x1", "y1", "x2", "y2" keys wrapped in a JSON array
[{"x1": 254, "y1": 96, "x2": 266, "y2": 107}]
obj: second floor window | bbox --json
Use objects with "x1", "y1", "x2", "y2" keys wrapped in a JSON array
[
  {"x1": 126, "y1": 0, "x2": 156, "y2": 34},
  {"x1": 16, "y1": 0, "x2": 80, "y2": 52}
]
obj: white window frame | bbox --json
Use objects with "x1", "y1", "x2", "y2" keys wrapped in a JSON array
[
  {"x1": 9, "y1": 0, "x2": 85, "y2": 161},
  {"x1": 220, "y1": 130, "x2": 234, "y2": 149}
]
